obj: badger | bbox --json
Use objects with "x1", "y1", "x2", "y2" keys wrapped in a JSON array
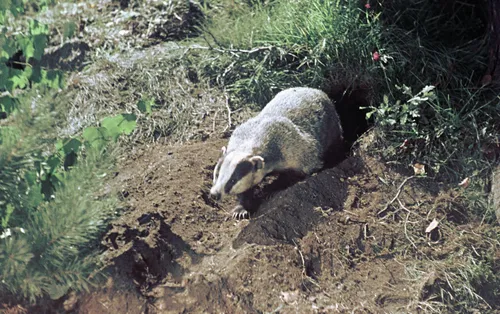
[{"x1": 210, "y1": 87, "x2": 343, "y2": 219}]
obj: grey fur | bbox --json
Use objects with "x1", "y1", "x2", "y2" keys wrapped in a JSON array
[{"x1": 210, "y1": 87, "x2": 343, "y2": 218}]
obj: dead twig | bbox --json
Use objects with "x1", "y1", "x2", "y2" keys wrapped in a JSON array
[
  {"x1": 223, "y1": 94, "x2": 232, "y2": 132},
  {"x1": 212, "y1": 109, "x2": 219, "y2": 133},
  {"x1": 294, "y1": 240, "x2": 307, "y2": 275},
  {"x1": 398, "y1": 198, "x2": 418, "y2": 249},
  {"x1": 182, "y1": 43, "x2": 275, "y2": 58},
  {"x1": 378, "y1": 176, "x2": 416, "y2": 216}
]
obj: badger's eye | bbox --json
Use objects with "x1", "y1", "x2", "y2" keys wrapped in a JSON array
[{"x1": 230, "y1": 178, "x2": 237, "y2": 184}]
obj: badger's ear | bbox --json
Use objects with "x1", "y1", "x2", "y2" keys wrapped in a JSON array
[
  {"x1": 249, "y1": 156, "x2": 265, "y2": 171},
  {"x1": 221, "y1": 146, "x2": 226, "y2": 156}
]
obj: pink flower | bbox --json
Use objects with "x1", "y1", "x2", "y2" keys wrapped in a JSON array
[
  {"x1": 372, "y1": 51, "x2": 380, "y2": 61},
  {"x1": 365, "y1": 3, "x2": 371, "y2": 9}
]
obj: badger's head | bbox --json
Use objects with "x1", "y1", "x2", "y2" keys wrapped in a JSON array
[{"x1": 210, "y1": 146, "x2": 266, "y2": 200}]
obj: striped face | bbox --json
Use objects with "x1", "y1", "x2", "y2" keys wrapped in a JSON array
[{"x1": 210, "y1": 151, "x2": 265, "y2": 199}]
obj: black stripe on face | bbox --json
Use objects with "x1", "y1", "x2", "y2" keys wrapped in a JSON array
[{"x1": 224, "y1": 160, "x2": 253, "y2": 194}]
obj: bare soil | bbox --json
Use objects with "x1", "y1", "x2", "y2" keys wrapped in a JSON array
[{"x1": 62, "y1": 131, "x2": 495, "y2": 314}]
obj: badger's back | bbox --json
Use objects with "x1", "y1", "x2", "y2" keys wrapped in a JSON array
[
  {"x1": 227, "y1": 87, "x2": 342, "y2": 173},
  {"x1": 258, "y1": 87, "x2": 342, "y2": 152}
]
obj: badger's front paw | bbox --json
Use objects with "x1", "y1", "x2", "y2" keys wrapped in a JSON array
[{"x1": 231, "y1": 205, "x2": 250, "y2": 220}]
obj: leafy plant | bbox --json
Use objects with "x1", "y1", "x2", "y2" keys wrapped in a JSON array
[
  {"x1": 1, "y1": 1, "x2": 63, "y2": 114},
  {"x1": 137, "y1": 97, "x2": 154, "y2": 115},
  {"x1": 365, "y1": 85, "x2": 436, "y2": 134},
  {"x1": 82, "y1": 114, "x2": 137, "y2": 149}
]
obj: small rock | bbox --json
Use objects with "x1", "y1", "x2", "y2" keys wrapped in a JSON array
[
  {"x1": 280, "y1": 289, "x2": 300, "y2": 304},
  {"x1": 105, "y1": 276, "x2": 114, "y2": 290},
  {"x1": 193, "y1": 231, "x2": 203, "y2": 241},
  {"x1": 63, "y1": 291, "x2": 78, "y2": 311}
]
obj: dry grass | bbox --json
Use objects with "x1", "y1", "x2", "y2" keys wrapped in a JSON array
[{"x1": 60, "y1": 43, "x2": 234, "y2": 143}]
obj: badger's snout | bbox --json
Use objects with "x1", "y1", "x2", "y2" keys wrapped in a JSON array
[{"x1": 210, "y1": 187, "x2": 222, "y2": 200}]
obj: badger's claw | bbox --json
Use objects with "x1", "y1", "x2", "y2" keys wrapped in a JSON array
[{"x1": 231, "y1": 205, "x2": 250, "y2": 220}]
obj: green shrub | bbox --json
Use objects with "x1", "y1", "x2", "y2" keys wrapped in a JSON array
[
  {"x1": 0, "y1": 89, "x2": 139, "y2": 301},
  {"x1": 0, "y1": 85, "x2": 137, "y2": 300},
  {"x1": 0, "y1": 149, "x2": 118, "y2": 302},
  {"x1": 0, "y1": 0, "x2": 137, "y2": 303},
  {"x1": 369, "y1": 86, "x2": 499, "y2": 182}
]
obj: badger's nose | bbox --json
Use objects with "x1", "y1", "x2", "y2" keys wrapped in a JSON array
[
  {"x1": 210, "y1": 191, "x2": 221, "y2": 200},
  {"x1": 210, "y1": 188, "x2": 221, "y2": 200}
]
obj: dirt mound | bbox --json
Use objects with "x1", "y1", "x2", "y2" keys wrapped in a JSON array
[
  {"x1": 76, "y1": 287, "x2": 147, "y2": 314},
  {"x1": 234, "y1": 157, "x2": 364, "y2": 247},
  {"x1": 105, "y1": 214, "x2": 200, "y2": 290}
]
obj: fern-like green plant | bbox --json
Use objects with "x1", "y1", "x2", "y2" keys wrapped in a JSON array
[{"x1": 0, "y1": 149, "x2": 118, "y2": 302}]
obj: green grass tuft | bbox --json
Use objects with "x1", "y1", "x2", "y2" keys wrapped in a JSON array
[{"x1": 197, "y1": 0, "x2": 382, "y2": 104}]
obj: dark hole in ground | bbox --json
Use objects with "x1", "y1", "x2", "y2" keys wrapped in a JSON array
[
  {"x1": 41, "y1": 41, "x2": 91, "y2": 72},
  {"x1": 324, "y1": 84, "x2": 371, "y2": 150},
  {"x1": 5, "y1": 50, "x2": 26, "y2": 70}
]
